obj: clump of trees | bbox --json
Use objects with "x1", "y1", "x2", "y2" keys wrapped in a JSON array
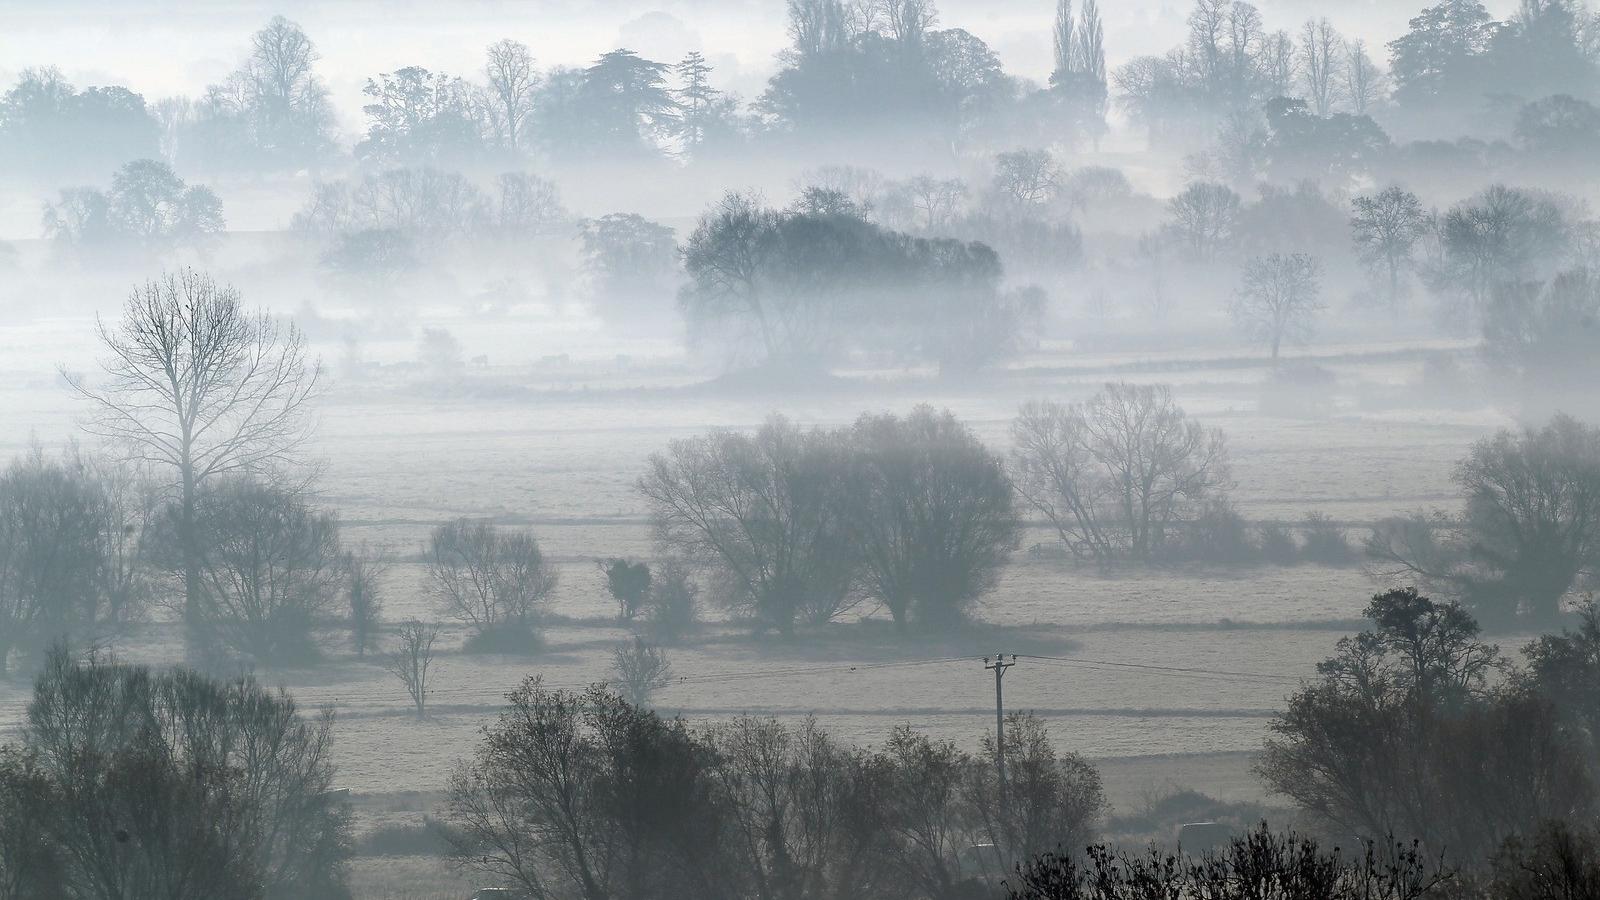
[
  {"x1": 0, "y1": 649, "x2": 350, "y2": 898},
  {"x1": 0, "y1": 67, "x2": 160, "y2": 180},
  {"x1": 1010, "y1": 383, "x2": 1231, "y2": 563},
  {"x1": 680, "y1": 192, "x2": 1042, "y2": 374},
  {"x1": 426, "y1": 518, "x2": 558, "y2": 654},
  {"x1": 1367, "y1": 414, "x2": 1600, "y2": 626},
  {"x1": 42, "y1": 159, "x2": 224, "y2": 254},
  {"x1": 162, "y1": 16, "x2": 338, "y2": 174},
  {"x1": 448, "y1": 678, "x2": 1105, "y2": 900},
  {"x1": 638, "y1": 408, "x2": 1017, "y2": 634},
  {"x1": 1261, "y1": 588, "x2": 1600, "y2": 864}
]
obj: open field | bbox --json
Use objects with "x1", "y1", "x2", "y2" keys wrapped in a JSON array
[{"x1": 0, "y1": 315, "x2": 1519, "y2": 895}]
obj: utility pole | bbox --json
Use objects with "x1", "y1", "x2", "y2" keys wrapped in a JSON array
[{"x1": 984, "y1": 653, "x2": 1016, "y2": 790}]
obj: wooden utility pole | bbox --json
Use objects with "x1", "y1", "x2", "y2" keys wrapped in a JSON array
[{"x1": 985, "y1": 653, "x2": 1016, "y2": 789}]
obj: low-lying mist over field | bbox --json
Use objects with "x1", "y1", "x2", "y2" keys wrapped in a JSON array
[{"x1": 1, "y1": 1, "x2": 1599, "y2": 898}]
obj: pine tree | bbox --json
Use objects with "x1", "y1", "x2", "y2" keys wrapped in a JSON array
[
  {"x1": 1051, "y1": 0, "x2": 1077, "y2": 86},
  {"x1": 674, "y1": 51, "x2": 719, "y2": 155}
]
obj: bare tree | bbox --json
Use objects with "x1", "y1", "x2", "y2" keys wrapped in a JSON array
[
  {"x1": 1232, "y1": 252, "x2": 1325, "y2": 362},
  {"x1": 1351, "y1": 187, "x2": 1428, "y2": 313},
  {"x1": 843, "y1": 407, "x2": 1018, "y2": 629},
  {"x1": 483, "y1": 39, "x2": 538, "y2": 155},
  {"x1": 1298, "y1": 18, "x2": 1344, "y2": 117},
  {"x1": 1011, "y1": 384, "x2": 1231, "y2": 561},
  {"x1": 22, "y1": 649, "x2": 349, "y2": 898},
  {"x1": 637, "y1": 416, "x2": 857, "y2": 635},
  {"x1": 903, "y1": 175, "x2": 966, "y2": 231},
  {"x1": 1167, "y1": 181, "x2": 1241, "y2": 262},
  {"x1": 608, "y1": 637, "x2": 673, "y2": 707},
  {"x1": 991, "y1": 149, "x2": 1060, "y2": 210},
  {"x1": 426, "y1": 519, "x2": 557, "y2": 644},
  {"x1": 65, "y1": 271, "x2": 321, "y2": 651},
  {"x1": 384, "y1": 619, "x2": 441, "y2": 718},
  {"x1": 1342, "y1": 38, "x2": 1385, "y2": 116},
  {"x1": 179, "y1": 477, "x2": 344, "y2": 664}
]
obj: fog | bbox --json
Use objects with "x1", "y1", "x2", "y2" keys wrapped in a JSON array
[{"x1": 1, "y1": 0, "x2": 1599, "y2": 898}]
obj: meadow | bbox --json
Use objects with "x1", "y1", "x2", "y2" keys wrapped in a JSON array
[{"x1": 0, "y1": 302, "x2": 1516, "y2": 896}]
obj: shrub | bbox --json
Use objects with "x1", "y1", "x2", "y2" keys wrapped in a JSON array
[
  {"x1": 461, "y1": 621, "x2": 543, "y2": 656},
  {"x1": 1300, "y1": 511, "x2": 1353, "y2": 565},
  {"x1": 644, "y1": 560, "x2": 699, "y2": 643},
  {"x1": 1179, "y1": 498, "x2": 1257, "y2": 564},
  {"x1": 1257, "y1": 522, "x2": 1299, "y2": 565}
]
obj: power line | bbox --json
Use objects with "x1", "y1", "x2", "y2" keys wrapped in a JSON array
[{"x1": 1015, "y1": 653, "x2": 1302, "y2": 684}]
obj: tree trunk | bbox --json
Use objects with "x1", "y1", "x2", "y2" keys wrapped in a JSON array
[{"x1": 181, "y1": 460, "x2": 204, "y2": 656}]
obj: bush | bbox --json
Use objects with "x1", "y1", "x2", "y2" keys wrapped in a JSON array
[
  {"x1": 1300, "y1": 512, "x2": 1353, "y2": 565},
  {"x1": 461, "y1": 621, "x2": 543, "y2": 656},
  {"x1": 1178, "y1": 498, "x2": 1257, "y2": 564},
  {"x1": 1257, "y1": 522, "x2": 1299, "y2": 565},
  {"x1": 355, "y1": 816, "x2": 460, "y2": 857},
  {"x1": 644, "y1": 561, "x2": 699, "y2": 643}
]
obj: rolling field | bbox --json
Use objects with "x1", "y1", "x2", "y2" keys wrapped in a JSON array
[{"x1": 0, "y1": 317, "x2": 1517, "y2": 894}]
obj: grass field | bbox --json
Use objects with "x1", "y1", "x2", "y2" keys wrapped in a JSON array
[{"x1": 0, "y1": 302, "x2": 1516, "y2": 896}]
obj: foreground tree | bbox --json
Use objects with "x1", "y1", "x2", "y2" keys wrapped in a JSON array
[
  {"x1": 1261, "y1": 588, "x2": 1594, "y2": 861},
  {"x1": 1010, "y1": 383, "x2": 1230, "y2": 561},
  {"x1": 8, "y1": 649, "x2": 349, "y2": 898},
  {"x1": 66, "y1": 271, "x2": 320, "y2": 656},
  {"x1": 1232, "y1": 252, "x2": 1325, "y2": 363},
  {"x1": 843, "y1": 407, "x2": 1018, "y2": 628}
]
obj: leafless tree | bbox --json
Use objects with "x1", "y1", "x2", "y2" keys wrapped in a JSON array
[
  {"x1": 1351, "y1": 187, "x2": 1428, "y2": 313},
  {"x1": 1167, "y1": 181, "x2": 1240, "y2": 262},
  {"x1": 991, "y1": 149, "x2": 1060, "y2": 210},
  {"x1": 1342, "y1": 38, "x2": 1385, "y2": 116},
  {"x1": 384, "y1": 619, "x2": 441, "y2": 718},
  {"x1": 1367, "y1": 415, "x2": 1600, "y2": 624},
  {"x1": 1011, "y1": 384, "x2": 1231, "y2": 561},
  {"x1": 608, "y1": 637, "x2": 673, "y2": 707},
  {"x1": 426, "y1": 519, "x2": 558, "y2": 637},
  {"x1": 22, "y1": 649, "x2": 349, "y2": 898},
  {"x1": 637, "y1": 416, "x2": 857, "y2": 635},
  {"x1": 843, "y1": 407, "x2": 1018, "y2": 629},
  {"x1": 181, "y1": 477, "x2": 344, "y2": 664},
  {"x1": 1232, "y1": 252, "x2": 1325, "y2": 362},
  {"x1": 964, "y1": 712, "x2": 1106, "y2": 867},
  {"x1": 903, "y1": 175, "x2": 966, "y2": 231},
  {"x1": 65, "y1": 271, "x2": 321, "y2": 652},
  {"x1": 1298, "y1": 18, "x2": 1344, "y2": 117},
  {"x1": 483, "y1": 39, "x2": 539, "y2": 155},
  {"x1": 0, "y1": 448, "x2": 154, "y2": 676}
]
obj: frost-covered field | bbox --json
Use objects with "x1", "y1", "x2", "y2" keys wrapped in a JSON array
[{"x1": 0, "y1": 324, "x2": 1518, "y2": 898}]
